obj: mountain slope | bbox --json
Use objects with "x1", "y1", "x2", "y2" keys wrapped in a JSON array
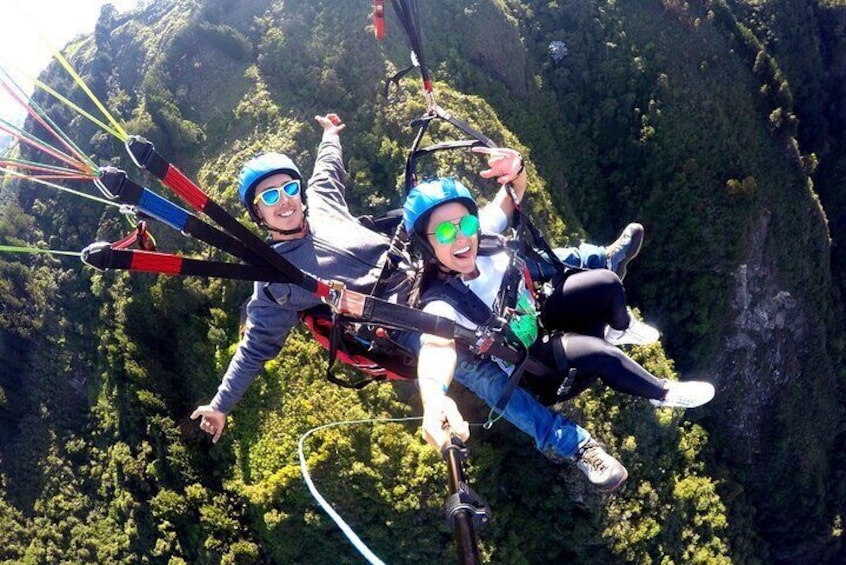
[{"x1": 0, "y1": 0, "x2": 843, "y2": 562}]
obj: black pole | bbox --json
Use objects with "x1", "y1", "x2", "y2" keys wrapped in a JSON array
[{"x1": 441, "y1": 436, "x2": 490, "y2": 565}]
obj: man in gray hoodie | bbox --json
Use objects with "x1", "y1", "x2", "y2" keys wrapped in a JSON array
[
  {"x1": 190, "y1": 113, "x2": 645, "y2": 448},
  {"x1": 190, "y1": 113, "x2": 414, "y2": 442}
]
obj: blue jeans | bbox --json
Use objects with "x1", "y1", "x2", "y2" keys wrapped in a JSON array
[
  {"x1": 555, "y1": 243, "x2": 607, "y2": 270},
  {"x1": 452, "y1": 351, "x2": 589, "y2": 459}
]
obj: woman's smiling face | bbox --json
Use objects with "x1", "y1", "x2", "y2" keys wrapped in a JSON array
[{"x1": 426, "y1": 201, "x2": 479, "y2": 274}]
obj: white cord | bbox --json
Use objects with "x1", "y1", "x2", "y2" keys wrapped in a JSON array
[{"x1": 297, "y1": 415, "x2": 423, "y2": 565}]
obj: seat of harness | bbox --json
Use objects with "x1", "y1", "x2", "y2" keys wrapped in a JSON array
[{"x1": 301, "y1": 304, "x2": 418, "y2": 388}]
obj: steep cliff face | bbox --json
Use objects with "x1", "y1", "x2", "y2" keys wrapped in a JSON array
[
  {"x1": 726, "y1": 211, "x2": 801, "y2": 445},
  {"x1": 721, "y1": 198, "x2": 835, "y2": 437},
  {"x1": 716, "y1": 173, "x2": 842, "y2": 557}
]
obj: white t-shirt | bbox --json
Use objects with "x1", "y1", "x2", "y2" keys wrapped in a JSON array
[
  {"x1": 421, "y1": 204, "x2": 541, "y2": 374},
  {"x1": 421, "y1": 204, "x2": 509, "y2": 329}
]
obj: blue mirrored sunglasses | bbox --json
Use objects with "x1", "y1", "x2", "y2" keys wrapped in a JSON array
[{"x1": 254, "y1": 180, "x2": 301, "y2": 206}]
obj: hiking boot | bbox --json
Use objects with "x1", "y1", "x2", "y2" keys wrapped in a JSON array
[
  {"x1": 606, "y1": 223, "x2": 644, "y2": 280},
  {"x1": 650, "y1": 380, "x2": 715, "y2": 408},
  {"x1": 573, "y1": 439, "x2": 628, "y2": 492},
  {"x1": 605, "y1": 312, "x2": 660, "y2": 346}
]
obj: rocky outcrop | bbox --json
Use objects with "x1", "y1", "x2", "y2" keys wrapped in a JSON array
[{"x1": 722, "y1": 209, "x2": 805, "y2": 447}]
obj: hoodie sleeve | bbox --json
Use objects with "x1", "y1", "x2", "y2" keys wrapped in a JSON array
[
  {"x1": 306, "y1": 134, "x2": 348, "y2": 209},
  {"x1": 210, "y1": 284, "x2": 298, "y2": 414}
]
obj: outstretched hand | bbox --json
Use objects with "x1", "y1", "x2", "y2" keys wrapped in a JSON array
[
  {"x1": 422, "y1": 395, "x2": 470, "y2": 451},
  {"x1": 190, "y1": 405, "x2": 227, "y2": 444},
  {"x1": 315, "y1": 113, "x2": 346, "y2": 137},
  {"x1": 472, "y1": 146, "x2": 523, "y2": 185}
]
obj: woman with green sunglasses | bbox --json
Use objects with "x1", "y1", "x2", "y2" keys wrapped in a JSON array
[{"x1": 402, "y1": 148, "x2": 714, "y2": 491}]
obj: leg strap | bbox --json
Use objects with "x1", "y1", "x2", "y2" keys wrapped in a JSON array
[{"x1": 552, "y1": 334, "x2": 579, "y2": 399}]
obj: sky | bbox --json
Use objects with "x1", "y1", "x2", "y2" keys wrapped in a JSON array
[{"x1": 0, "y1": 0, "x2": 139, "y2": 124}]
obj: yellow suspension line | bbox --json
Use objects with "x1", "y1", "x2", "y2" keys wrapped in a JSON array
[
  {"x1": 49, "y1": 49, "x2": 128, "y2": 142},
  {"x1": 31, "y1": 77, "x2": 125, "y2": 142}
]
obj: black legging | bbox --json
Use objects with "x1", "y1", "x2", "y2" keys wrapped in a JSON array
[
  {"x1": 527, "y1": 333, "x2": 666, "y2": 404},
  {"x1": 525, "y1": 269, "x2": 665, "y2": 404},
  {"x1": 540, "y1": 269, "x2": 630, "y2": 337}
]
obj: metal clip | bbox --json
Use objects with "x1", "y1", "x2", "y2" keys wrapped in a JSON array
[
  {"x1": 473, "y1": 326, "x2": 496, "y2": 355},
  {"x1": 323, "y1": 280, "x2": 347, "y2": 313},
  {"x1": 118, "y1": 204, "x2": 138, "y2": 218},
  {"x1": 125, "y1": 135, "x2": 153, "y2": 170},
  {"x1": 80, "y1": 241, "x2": 113, "y2": 272}
]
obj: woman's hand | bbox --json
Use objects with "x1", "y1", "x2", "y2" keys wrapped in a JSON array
[
  {"x1": 472, "y1": 146, "x2": 523, "y2": 185},
  {"x1": 421, "y1": 395, "x2": 470, "y2": 451}
]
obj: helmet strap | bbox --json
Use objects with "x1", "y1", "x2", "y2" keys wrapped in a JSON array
[{"x1": 266, "y1": 221, "x2": 307, "y2": 237}]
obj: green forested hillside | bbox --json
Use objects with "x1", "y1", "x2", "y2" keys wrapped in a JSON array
[{"x1": 0, "y1": 0, "x2": 844, "y2": 563}]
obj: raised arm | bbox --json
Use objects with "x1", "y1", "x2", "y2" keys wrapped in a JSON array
[
  {"x1": 308, "y1": 113, "x2": 348, "y2": 206},
  {"x1": 472, "y1": 146, "x2": 527, "y2": 220}
]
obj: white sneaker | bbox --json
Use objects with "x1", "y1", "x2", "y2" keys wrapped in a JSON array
[
  {"x1": 605, "y1": 314, "x2": 659, "y2": 346},
  {"x1": 650, "y1": 380, "x2": 715, "y2": 408}
]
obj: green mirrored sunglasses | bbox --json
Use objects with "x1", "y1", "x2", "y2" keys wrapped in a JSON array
[{"x1": 429, "y1": 214, "x2": 480, "y2": 244}]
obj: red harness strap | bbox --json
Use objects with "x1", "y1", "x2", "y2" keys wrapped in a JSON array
[{"x1": 374, "y1": 0, "x2": 386, "y2": 40}]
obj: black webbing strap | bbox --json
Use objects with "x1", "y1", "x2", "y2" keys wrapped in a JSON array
[
  {"x1": 486, "y1": 346, "x2": 531, "y2": 428},
  {"x1": 360, "y1": 291, "x2": 555, "y2": 377},
  {"x1": 389, "y1": 0, "x2": 431, "y2": 89},
  {"x1": 518, "y1": 209, "x2": 566, "y2": 272},
  {"x1": 98, "y1": 167, "x2": 271, "y2": 267},
  {"x1": 384, "y1": 62, "x2": 419, "y2": 102},
  {"x1": 325, "y1": 311, "x2": 376, "y2": 390},
  {"x1": 125, "y1": 136, "x2": 329, "y2": 298},
  {"x1": 81, "y1": 243, "x2": 296, "y2": 283},
  {"x1": 432, "y1": 105, "x2": 496, "y2": 148},
  {"x1": 361, "y1": 294, "x2": 457, "y2": 338}
]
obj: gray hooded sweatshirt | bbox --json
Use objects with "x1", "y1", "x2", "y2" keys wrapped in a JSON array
[{"x1": 210, "y1": 136, "x2": 410, "y2": 413}]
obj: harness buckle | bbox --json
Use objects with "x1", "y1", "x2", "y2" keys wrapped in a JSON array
[
  {"x1": 472, "y1": 326, "x2": 497, "y2": 355},
  {"x1": 125, "y1": 135, "x2": 154, "y2": 170},
  {"x1": 323, "y1": 280, "x2": 347, "y2": 314}
]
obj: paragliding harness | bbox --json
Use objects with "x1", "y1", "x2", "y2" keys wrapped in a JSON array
[
  {"x1": 306, "y1": 209, "x2": 419, "y2": 388},
  {"x1": 297, "y1": 230, "x2": 558, "y2": 392},
  {"x1": 300, "y1": 306, "x2": 417, "y2": 386}
]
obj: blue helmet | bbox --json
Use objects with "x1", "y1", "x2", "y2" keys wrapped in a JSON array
[
  {"x1": 402, "y1": 177, "x2": 478, "y2": 237},
  {"x1": 238, "y1": 152, "x2": 303, "y2": 222}
]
